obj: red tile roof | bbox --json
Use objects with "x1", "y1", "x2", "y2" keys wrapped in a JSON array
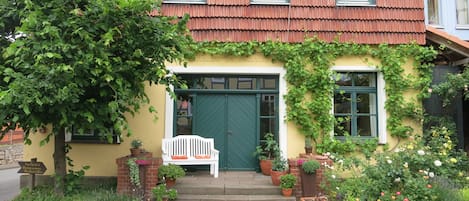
[{"x1": 159, "y1": 0, "x2": 425, "y2": 44}]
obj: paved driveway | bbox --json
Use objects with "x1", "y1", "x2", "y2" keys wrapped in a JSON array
[{"x1": 0, "y1": 167, "x2": 20, "y2": 201}]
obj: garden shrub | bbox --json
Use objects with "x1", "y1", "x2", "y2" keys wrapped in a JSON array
[{"x1": 323, "y1": 124, "x2": 469, "y2": 201}]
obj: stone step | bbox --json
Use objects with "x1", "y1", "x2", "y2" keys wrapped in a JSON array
[
  {"x1": 176, "y1": 194, "x2": 296, "y2": 201},
  {"x1": 174, "y1": 183, "x2": 282, "y2": 195}
]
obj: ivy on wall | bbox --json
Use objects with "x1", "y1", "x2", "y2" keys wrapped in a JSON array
[{"x1": 190, "y1": 39, "x2": 437, "y2": 154}]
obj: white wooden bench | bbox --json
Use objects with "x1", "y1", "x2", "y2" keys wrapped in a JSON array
[{"x1": 162, "y1": 135, "x2": 219, "y2": 178}]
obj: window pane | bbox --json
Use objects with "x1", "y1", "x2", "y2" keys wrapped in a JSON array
[
  {"x1": 261, "y1": 95, "x2": 276, "y2": 116},
  {"x1": 260, "y1": 118, "x2": 276, "y2": 138},
  {"x1": 456, "y1": 0, "x2": 469, "y2": 24},
  {"x1": 428, "y1": 0, "x2": 440, "y2": 24},
  {"x1": 335, "y1": 73, "x2": 352, "y2": 86},
  {"x1": 334, "y1": 116, "x2": 351, "y2": 136},
  {"x1": 176, "y1": 94, "x2": 193, "y2": 135},
  {"x1": 334, "y1": 93, "x2": 351, "y2": 114},
  {"x1": 357, "y1": 93, "x2": 376, "y2": 114},
  {"x1": 261, "y1": 78, "x2": 276, "y2": 89},
  {"x1": 355, "y1": 73, "x2": 376, "y2": 87},
  {"x1": 229, "y1": 77, "x2": 256, "y2": 89},
  {"x1": 357, "y1": 116, "x2": 376, "y2": 137}
]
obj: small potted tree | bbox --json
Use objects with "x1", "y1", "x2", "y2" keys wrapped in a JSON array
[
  {"x1": 299, "y1": 159, "x2": 321, "y2": 196},
  {"x1": 279, "y1": 173, "x2": 297, "y2": 197},
  {"x1": 158, "y1": 164, "x2": 186, "y2": 188},
  {"x1": 130, "y1": 139, "x2": 143, "y2": 157},
  {"x1": 253, "y1": 133, "x2": 280, "y2": 176},
  {"x1": 270, "y1": 155, "x2": 288, "y2": 186},
  {"x1": 152, "y1": 184, "x2": 177, "y2": 201}
]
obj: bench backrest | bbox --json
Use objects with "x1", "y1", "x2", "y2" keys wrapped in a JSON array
[{"x1": 162, "y1": 135, "x2": 215, "y2": 157}]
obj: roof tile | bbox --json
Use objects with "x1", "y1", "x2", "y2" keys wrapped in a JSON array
[{"x1": 161, "y1": 0, "x2": 425, "y2": 44}]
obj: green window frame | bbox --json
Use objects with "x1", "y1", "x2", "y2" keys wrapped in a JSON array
[
  {"x1": 67, "y1": 127, "x2": 120, "y2": 144},
  {"x1": 336, "y1": 0, "x2": 376, "y2": 6},
  {"x1": 334, "y1": 72, "x2": 378, "y2": 138}
]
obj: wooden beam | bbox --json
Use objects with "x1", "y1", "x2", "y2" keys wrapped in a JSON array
[{"x1": 453, "y1": 58, "x2": 469, "y2": 66}]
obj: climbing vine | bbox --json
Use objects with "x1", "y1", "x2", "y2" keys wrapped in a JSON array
[{"x1": 189, "y1": 39, "x2": 437, "y2": 155}]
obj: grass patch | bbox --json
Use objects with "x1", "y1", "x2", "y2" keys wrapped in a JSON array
[{"x1": 12, "y1": 184, "x2": 137, "y2": 201}]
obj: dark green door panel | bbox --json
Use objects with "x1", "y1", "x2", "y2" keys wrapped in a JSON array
[
  {"x1": 194, "y1": 95, "x2": 227, "y2": 168},
  {"x1": 227, "y1": 95, "x2": 257, "y2": 170},
  {"x1": 194, "y1": 94, "x2": 257, "y2": 170}
]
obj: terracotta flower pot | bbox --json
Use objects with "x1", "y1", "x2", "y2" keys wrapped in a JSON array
[
  {"x1": 130, "y1": 148, "x2": 142, "y2": 157},
  {"x1": 281, "y1": 188, "x2": 293, "y2": 197},
  {"x1": 165, "y1": 178, "x2": 176, "y2": 188},
  {"x1": 270, "y1": 170, "x2": 287, "y2": 186},
  {"x1": 260, "y1": 159, "x2": 273, "y2": 176}
]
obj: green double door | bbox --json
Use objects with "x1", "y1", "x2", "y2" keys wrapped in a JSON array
[{"x1": 194, "y1": 94, "x2": 257, "y2": 170}]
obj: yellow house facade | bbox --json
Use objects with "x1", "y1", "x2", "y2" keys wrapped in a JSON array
[{"x1": 23, "y1": 51, "x2": 419, "y2": 177}]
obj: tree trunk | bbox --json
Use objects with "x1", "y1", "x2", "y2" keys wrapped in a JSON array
[{"x1": 53, "y1": 127, "x2": 66, "y2": 196}]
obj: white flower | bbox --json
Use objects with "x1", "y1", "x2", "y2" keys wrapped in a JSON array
[
  {"x1": 394, "y1": 177, "x2": 401, "y2": 183},
  {"x1": 325, "y1": 152, "x2": 331, "y2": 156},
  {"x1": 429, "y1": 172, "x2": 435, "y2": 178},
  {"x1": 387, "y1": 160, "x2": 393, "y2": 164},
  {"x1": 403, "y1": 162, "x2": 408, "y2": 168},
  {"x1": 330, "y1": 155, "x2": 335, "y2": 160},
  {"x1": 336, "y1": 187, "x2": 340, "y2": 190},
  {"x1": 338, "y1": 159, "x2": 344, "y2": 164},
  {"x1": 434, "y1": 160, "x2": 442, "y2": 167},
  {"x1": 417, "y1": 150, "x2": 425, "y2": 156},
  {"x1": 394, "y1": 148, "x2": 400, "y2": 153},
  {"x1": 331, "y1": 175, "x2": 336, "y2": 179}
]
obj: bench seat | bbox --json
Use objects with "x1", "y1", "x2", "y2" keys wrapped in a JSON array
[{"x1": 162, "y1": 135, "x2": 219, "y2": 178}]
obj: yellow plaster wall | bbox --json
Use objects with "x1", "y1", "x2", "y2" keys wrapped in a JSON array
[
  {"x1": 23, "y1": 53, "x2": 422, "y2": 176},
  {"x1": 23, "y1": 85, "x2": 167, "y2": 176}
]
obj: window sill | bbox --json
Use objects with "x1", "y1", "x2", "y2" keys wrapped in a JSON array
[
  {"x1": 455, "y1": 25, "x2": 469, "y2": 30},
  {"x1": 428, "y1": 24, "x2": 444, "y2": 29},
  {"x1": 336, "y1": 4, "x2": 376, "y2": 7}
]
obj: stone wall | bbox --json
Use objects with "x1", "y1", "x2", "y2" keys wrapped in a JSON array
[{"x1": 0, "y1": 144, "x2": 23, "y2": 165}]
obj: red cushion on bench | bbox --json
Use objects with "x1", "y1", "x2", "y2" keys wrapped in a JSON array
[
  {"x1": 171, "y1": 155, "x2": 188, "y2": 160},
  {"x1": 195, "y1": 155, "x2": 211, "y2": 159}
]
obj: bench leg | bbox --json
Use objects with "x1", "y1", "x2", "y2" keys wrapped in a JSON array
[
  {"x1": 210, "y1": 164, "x2": 214, "y2": 175},
  {"x1": 214, "y1": 162, "x2": 219, "y2": 178}
]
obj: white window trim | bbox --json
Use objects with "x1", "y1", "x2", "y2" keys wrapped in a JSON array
[
  {"x1": 331, "y1": 66, "x2": 387, "y2": 144},
  {"x1": 164, "y1": 66, "x2": 288, "y2": 157}
]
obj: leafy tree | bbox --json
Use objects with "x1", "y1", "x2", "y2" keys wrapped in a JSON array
[{"x1": 0, "y1": 0, "x2": 190, "y2": 195}]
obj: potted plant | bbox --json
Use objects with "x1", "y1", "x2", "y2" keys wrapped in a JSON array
[
  {"x1": 253, "y1": 133, "x2": 280, "y2": 176},
  {"x1": 152, "y1": 184, "x2": 177, "y2": 201},
  {"x1": 130, "y1": 139, "x2": 143, "y2": 157},
  {"x1": 280, "y1": 173, "x2": 297, "y2": 197},
  {"x1": 270, "y1": 155, "x2": 288, "y2": 186},
  {"x1": 299, "y1": 159, "x2": 321, "y2": 196},
  {"x1": 158, "y1": 164, "x2": 186, "y2": 188}
]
